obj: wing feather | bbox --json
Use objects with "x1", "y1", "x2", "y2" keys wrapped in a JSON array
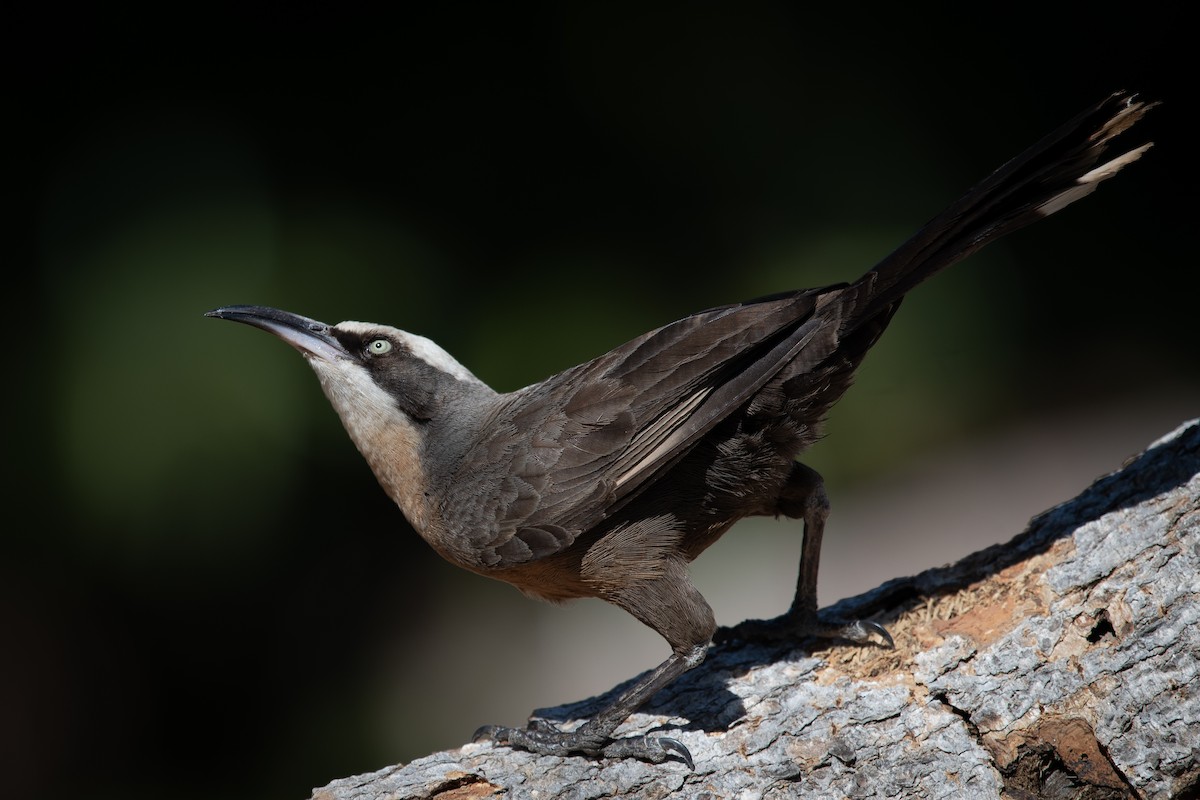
[{"x1": 443, "y1": 288, "x2": 849, "y2": 569}]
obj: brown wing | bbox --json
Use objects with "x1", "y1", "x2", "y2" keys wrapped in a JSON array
[{"x1": 442, "y1": 287, "x2": 854, "y2": 569}]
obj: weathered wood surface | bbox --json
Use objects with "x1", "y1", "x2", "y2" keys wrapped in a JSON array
[{"x1": 313, "y1": 420, "x2": 1199, "y2": 800}]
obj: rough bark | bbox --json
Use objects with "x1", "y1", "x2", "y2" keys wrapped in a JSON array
[{"x1": 312, "y1": 420, "x2": 1200, "y2": 800}]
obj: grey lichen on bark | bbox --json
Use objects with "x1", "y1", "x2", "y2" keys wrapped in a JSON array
[{"x1": 313, "y1": 420, "x2": 1199, "y2": 800}]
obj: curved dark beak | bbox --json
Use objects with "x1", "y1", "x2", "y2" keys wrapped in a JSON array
[{"x1": 205, "y1": 305, "x2": 349, "y2": 362}]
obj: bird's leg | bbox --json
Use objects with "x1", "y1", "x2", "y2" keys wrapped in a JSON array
[
  {"x1": 474, "y1": 644, "x2": 703, "y2": 768},
  {"x1": 717, "y1": 461, "x2": 893, "y2": 648},
  {"x1": 475, "y1": 557, "x2": 712, "y2": 768}
]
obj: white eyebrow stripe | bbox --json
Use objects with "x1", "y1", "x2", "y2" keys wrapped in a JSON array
[
  {"x1": 337, "y1": 321, "x2": 484, "y2": 385},
  {"x1": 402, "y1": 332, "x2": 483, "y2": 384}
]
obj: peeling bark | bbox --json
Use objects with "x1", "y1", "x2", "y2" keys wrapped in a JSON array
[{"x1": 312, "y1": 420, "x2": 1200, "y2": 800}]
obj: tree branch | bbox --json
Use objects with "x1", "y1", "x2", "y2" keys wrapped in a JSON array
[{"x1": 313, "y1": 419, "x2": 1200, "y2": 800}]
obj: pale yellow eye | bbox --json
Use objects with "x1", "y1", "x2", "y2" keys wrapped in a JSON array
[{"x1": 367, "y1": 339, "x2": 393, "y2": 356}]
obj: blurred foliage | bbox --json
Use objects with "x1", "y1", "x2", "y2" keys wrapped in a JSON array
[{"x1": 4, "y1": 3, "x2": 1193, "y2": 800}]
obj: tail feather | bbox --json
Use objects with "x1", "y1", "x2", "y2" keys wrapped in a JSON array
[{"x1": 849, "y1": 91, "x2": 1155, "y2": 327}]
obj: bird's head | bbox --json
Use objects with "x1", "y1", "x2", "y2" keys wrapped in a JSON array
[{"x1": 206, "y1": 305, "x2": 494, "y2": 530}]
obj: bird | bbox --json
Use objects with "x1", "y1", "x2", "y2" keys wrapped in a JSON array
[{"x1": 207, "y1": 91, "x2": 1153, "y2": 769}]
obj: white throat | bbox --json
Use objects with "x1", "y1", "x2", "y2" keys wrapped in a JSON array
[{"x1": 306, "y1": 355, "x2": 435, "y2": 533}]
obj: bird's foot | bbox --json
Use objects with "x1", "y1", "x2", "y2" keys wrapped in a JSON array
[
  {"x1": 473, "y1": 720, "x2": 694, "y2": 769},
  {"x1": 714, "y1": 608, "x2": 893, "y2": 649}
]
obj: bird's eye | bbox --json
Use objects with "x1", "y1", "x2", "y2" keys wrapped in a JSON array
[{"x1": 367, "y1": 339, "x2": 393, "y2": 356}]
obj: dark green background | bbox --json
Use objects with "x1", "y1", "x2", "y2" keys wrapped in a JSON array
[{"x1": 6, "y1": 4, "x2": 1193, "y2": 799}]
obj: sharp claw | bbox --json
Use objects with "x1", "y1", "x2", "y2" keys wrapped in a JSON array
[
  {"x1": 863, "y1": 620, "x2": 895, "y2": 649},
  {"x1": 657, "y1": 736, "x2": 695, "y2": 770},
  {"x1": 472, "y1": 724, "x2": 502, "y2": 743},
  {"x1": 838, "y1": 619, "x2": 894, "y2": 647}
]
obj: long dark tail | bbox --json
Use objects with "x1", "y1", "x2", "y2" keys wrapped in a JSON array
[{"x1": 848, "y1": 91, "x2": 1155, "y2": 328}]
